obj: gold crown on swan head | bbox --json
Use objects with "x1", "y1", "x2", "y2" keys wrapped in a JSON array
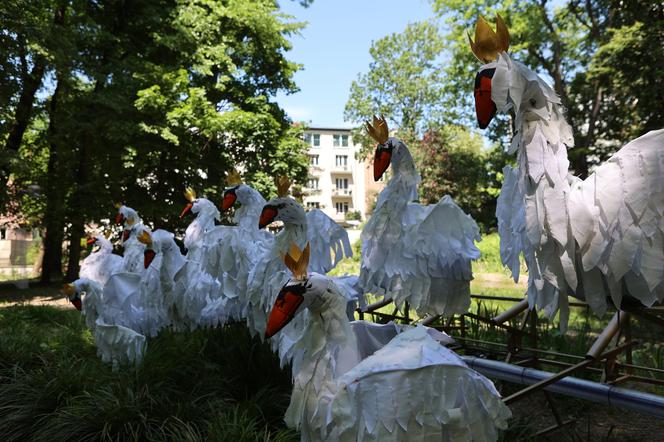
[
  {"x1": 283, "y1": 242, "x2": 310, "y2": 280},
  {"x1": 183, "y1": 187, "x2": 197, "y2": 202},
  {"x1": 226, "y1": 169, "x2": 242, "y2": 186},
  {"x1": 61, "y1": 283, "x2": 75, "y2": 297},
  {"x1": 275, "y1": 176, "x2": 291, "y2": 198},
  {"x1": 468, "y1": 14, "x2": 510, "y2": 63},
  {"x1": 365, "y1": 115, "x2": 389, "y2": 145},
  {"x1": 137, "y1": 230, "x2": 152, "y2": 246}
]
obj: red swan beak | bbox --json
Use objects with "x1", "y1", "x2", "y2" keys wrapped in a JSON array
[
  {"x1": 259, "y1": 205, "x2": 279, "y2": 229},
  {"x1": 265, "y1": 288, "x2": 304, "y2": 338},
  {"x1": 373, "y1": 146, "x2": 392, "y2": 181},
  {"x1": 144, "y1": 249, "x2": 156, "y2": 269},
  {"x1": 221, "y1": 191, "x2": 237, "y2": 211},
  {"x1": 474, "y1": 68, "x2": 497, "y2": 129},
  {"x1": 179, "y1": 203, "x2": 193, "y2": 219}
]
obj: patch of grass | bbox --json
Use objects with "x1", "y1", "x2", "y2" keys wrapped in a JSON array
[{"x1": 0, "y1": 305, "x2": 297, "y2": 441}]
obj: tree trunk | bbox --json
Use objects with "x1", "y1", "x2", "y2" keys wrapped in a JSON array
[
  {"x1": 65, "y1": 129, "x2": 93, "y2": 281},
  {"x1": 41, "y1": 78, "x2": 67, "y2": 284}
]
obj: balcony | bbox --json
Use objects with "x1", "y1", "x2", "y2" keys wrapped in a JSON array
[
  {"x1": 331, "y1": 165, "x2": 352, "y2": 174},
  {"x1": 332, "y1": 188, "x2": 352, "y2": 197},
  {"x1": 305, "y1": 188, "x2": 322, "y2": 195}
]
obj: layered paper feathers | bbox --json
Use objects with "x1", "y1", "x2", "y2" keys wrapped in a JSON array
[
  {"x1": 359, "y1": 137, "x2": 480, "y2": 317},
  {"x1": 492, "y1": 51, "x2": 664, "y2": 328}
]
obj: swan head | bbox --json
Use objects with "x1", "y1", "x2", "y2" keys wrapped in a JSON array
[
  {"x1": 265, "y1": 273, "x2": 329, "y2": 339},
  {"x1": 365, "y1": 115, "x2": 412, "y2": 180},
  {"x1": 87, "y1": 234, "x2": 111, "y2": 253},
  {"x1": 221, "y1": 185, "x2": 239, "y2": 211},
  {"x1": 86, "y1": 235, "x2": 101, "y2": 252},
  {"x1": 468, "y1": 15, "x2": 509, "y2": 129},
  {"x1": 137, "y1": 229, "x2": 157, "y2": 269},
  {"x1": 265, "y1": 242, "x2": 329, "y2": 338},
  {"x1": 259, "y1": 197, "x2": 305, "y2": 229},
  {"x1": 61, "y1": 279, "x2": 97, "y2": 311},
  {"x1": 115, "y1": 204, "x2": 138, "y2": 227}
]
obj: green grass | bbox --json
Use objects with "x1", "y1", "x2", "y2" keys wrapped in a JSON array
[{"x1": 0, "y1": 305, "x2": 297, "y2": 441}]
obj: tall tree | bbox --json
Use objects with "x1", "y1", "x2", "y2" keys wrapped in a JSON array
[
  {"x1": 0, "y1": 0, "x2": 68, "y2": 208},
  {"x1": 430, "y1": 0, "x2": 664, "y2": 177},
  {"x1": 2, "y1": 0, "x2": 311, "y2": 283},
  {"x1": 344, "y1": 20, "x2": 449, "y2": 157}
]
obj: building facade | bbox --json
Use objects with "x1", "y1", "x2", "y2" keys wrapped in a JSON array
[{"x1": 303, "y1": 127, "x2": 384, "y2": 226}]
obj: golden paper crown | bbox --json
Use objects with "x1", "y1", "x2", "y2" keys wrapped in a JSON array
[
  {"x1": 468, "y1": 15, "x2": 510, "y2": 63},
  {"x1": 184, "y1": 187, "x2": 197, "y2": 202},
  {"x1": 114, "y1": 202, "x2": 123, "y2": 209},
  {"x1": 283, "y1": 242, "x2": 310, "y2": 280},
  {"x1": 137, "y1": 230, "x2": 152, "y2": 246},
  {"x1": 275, "y1": 176, "x2": 291, "y2": 198},
  {"x1": 61, "y1": 283, "x2": 75, "y2": 297},
  {"x1": 365, "y1": 115, "x2": 389, "y2": 145},
  {"x1": 226, "y1": 169, "x2": 242, "y2": 186}
]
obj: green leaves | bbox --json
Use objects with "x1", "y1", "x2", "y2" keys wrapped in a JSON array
[{"x1": 344, "y1": 21, "x2": 449, "y2": 157}]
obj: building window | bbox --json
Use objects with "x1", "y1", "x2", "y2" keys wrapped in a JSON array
[
  {"x1": 304, "y1": 133, "x2": 320, "y2": 147},
  {"x1": 335, "y1": 178, "x2": 348, "y2": 189},
  {"x1": 307, "y1": 178, "x2": 319, "y2": 189},
  {"x1": 309, "y1": 154, "x2": 319, "y2": 166},
  {"x1": 333, "y1": 134, "x2": 349, "y2": 147},
  {"x1": 335, "y1": 155, "x2": 348, "y2": 167},
  {"x1": 306, "y1": 202, "x2": 320, "y2": 209},
  {"x1": 335, "y1": 202, "x2": 349, "y2": 213}
]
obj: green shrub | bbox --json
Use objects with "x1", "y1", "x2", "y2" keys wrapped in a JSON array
[{"x1": 0, "y1": 306, "x2": 295, "y2": 441}]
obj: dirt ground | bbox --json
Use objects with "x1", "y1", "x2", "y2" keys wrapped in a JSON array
[
  {"x1": 506, "y1": 387, "x2": 664, "y2": 441},
  {"x1": 0, "y1": 279, "x2": 72, "y2": 308}
]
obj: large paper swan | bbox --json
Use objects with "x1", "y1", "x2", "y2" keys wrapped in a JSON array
[
  {"x1": 470, "y1": 15, "x2": 664, "y2": 328},
  {"x1": 265, "y1": 243, "x2": 511, "y2": 441},
  {"x1": 358, "y1": 116, "x2": 481, "y2": 317}
]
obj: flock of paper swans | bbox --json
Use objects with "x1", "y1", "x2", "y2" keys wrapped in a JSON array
[{"x1": 61, "y1": 16, "x2": 663, "y2": 441}]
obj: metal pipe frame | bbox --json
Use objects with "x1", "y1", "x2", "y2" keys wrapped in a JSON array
[{"x1": 463, "y1": 356, "x2": 664, "y2": 418}]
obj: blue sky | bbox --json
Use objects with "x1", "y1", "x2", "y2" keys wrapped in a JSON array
[{"x1": 276, "y1": 0, "x2": 434, "y2": 128}]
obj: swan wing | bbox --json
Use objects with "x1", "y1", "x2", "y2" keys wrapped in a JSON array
[
  {"x1": 306, "y1": 209, "x2": 352, "y2": 274},
  {"x1": 329, "y1": 326, "x2": 510, "y2": 441}
]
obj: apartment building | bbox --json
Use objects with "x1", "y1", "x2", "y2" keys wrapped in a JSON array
[{"x1": 303, "y1": 127, "x2": 384, "y2": 226}]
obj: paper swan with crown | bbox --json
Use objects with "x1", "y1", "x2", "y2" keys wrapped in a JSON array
[
  {"x1": 246, "y1": 176, "x2": 355, "y2": 365},
  {"x1": 79, "y1": 231, "x2": 123, "y2": 286},
  {"x1": 358, "y1": 116, "x2": 481, "y2": 317},
  {"x1": 172, "y1": 187, "x2": 224, "y2": 328},
  {"x1": 469, "y1": 16, "x2": 664, "y2": 328},
  {"x1": 114, "y1": 203, "x2": 147, "y2": 274},
  {"x1": 198, "y1": 170, "x2": 274, "y2": 326},
  {"x1": 266, "y1": 243, "x2": 511, "y2": 441}
]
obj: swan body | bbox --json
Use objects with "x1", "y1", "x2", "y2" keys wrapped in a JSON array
[
  {"x1": 102, "y1": 229, "x2": 185, "y2": 337},
  {"x1": 268, "y1": 272, "x2": 511, "y2": 441},
  {"x1": 199, "y1": 184, "x2": 273, "y2": 327},
  {"x1": 172, "y1": 197, "x2": 222, "y2": 328},
  {"x1": 67, "y1": 279, "x2": 146, "y2": 369},
  {"x1": 79, "y1": 235, "x2": 123, "y2": 286},
  {"x1": 359, "y1": 133, "x2": 481, "y2": 317},
  {"x1": 116, "y1": 205, "x2": 146, "y2": 274},
  {"x1": 484, "y1": 52, "x2": 664, "y2": 328}
]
